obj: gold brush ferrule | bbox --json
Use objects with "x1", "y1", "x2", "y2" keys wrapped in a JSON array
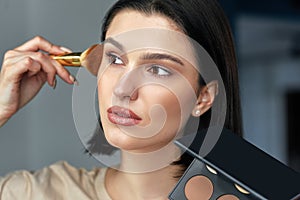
[{"x1": 51, "y1": 52, "x2": 82, "y2": 66}]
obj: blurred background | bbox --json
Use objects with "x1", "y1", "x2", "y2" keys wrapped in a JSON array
[
  {"x1": 0, "y1": 0, "x2": 299, "y2": 176},
  {"x1": 219, "y1": 0, "x2": 300, "y2": 173}
]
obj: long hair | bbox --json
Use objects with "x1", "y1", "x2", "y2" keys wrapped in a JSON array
[{"x1": 87, "y1": 0, "x2": 243, "y2": 176}]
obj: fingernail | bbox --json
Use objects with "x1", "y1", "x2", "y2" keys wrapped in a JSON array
[
  {"x1": 53, "y1": 78, "x2": 57, "y2": 90},
  {"x1": 60, "y1": 46, "x2": 72, "y2": 53},
  {"x1": 69, "y1": 75, "x2": 79, "y2": 86}
]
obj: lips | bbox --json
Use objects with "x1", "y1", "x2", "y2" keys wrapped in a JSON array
[{"x1": 107, "y1": 106, "x2": 142, "y2": 126}]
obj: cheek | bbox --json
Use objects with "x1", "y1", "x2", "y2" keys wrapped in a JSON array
[
  {"x1": 141, "y1": 87, "x2": 182, "y2": 131},
  {"x1": 97, "y1": 72, "x2": 116, "y2": 122},
  {"x1": 153, "y1": 86, "x2": 196, "y2": 136},
  {"x1": 164, "y1": 95, "x2": 181, "y2": 122},
  {"x1": 98, "y1": 77, "x2": 110, "y2": 102},
  {"x1": 97, "y1": 70, "x2": 119, "y2": 105}
]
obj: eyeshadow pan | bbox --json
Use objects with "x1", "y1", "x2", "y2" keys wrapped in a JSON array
[
  {"x1": 234, "y1": 184, "x2": 250, "y2": 194},
  {"x1": 206, "y1": 165, "x2": 218, "y2": 175},
  {"x1": 217, "y1": 194, "x2": 240, "y2": 200},
  {"x1": 184, "y1": 175, "x2": 213, "y2": 200}
]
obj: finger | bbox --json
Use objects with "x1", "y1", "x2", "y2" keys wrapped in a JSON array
[
  {"x1": 29, "y1": 51, "x2": 57, "y2": 86},
  {"x1": 15, "y1": 36, "x2": 72, "y2": 55},
  {"x1": 29, "y1": 51, "x2": 74, "y2": 85},
  {"x1": 27, "y1": 59, "x2": 42, "y2": 77},
  {"x1": 24, "y1": 59, "x2": 52, "y2": 86},
  {"x1": 4, "y1": 50, "x2": 74, "y2": 85},
  {"x1": 51, "y1": 59, "x2": 74, "y2": 84},
  {"x1": 5, "y1": 57, "x2": 40, "y2": 83},
  {"x1": 27, "y1": 51, "x2": 75, "y2": 85}
]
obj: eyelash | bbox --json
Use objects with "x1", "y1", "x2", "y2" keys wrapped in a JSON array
[
  {"x1": 106, "y1": 52, "x2": 124, "y2": 65},
  {"x1": 105, "y1": 52, "x2": 172, "y2": 77},
  {"x1": 147, "y1": 65, "x2": 172, "y2": 77}
]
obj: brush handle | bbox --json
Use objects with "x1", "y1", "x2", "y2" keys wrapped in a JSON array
[{"x1": 51, "y1": 52, "x2": 82, "y2": 66}]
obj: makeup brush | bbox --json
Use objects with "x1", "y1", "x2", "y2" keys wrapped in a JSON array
[{"x1": 51, "y1": 44, "x2": 102, "y2": 76}]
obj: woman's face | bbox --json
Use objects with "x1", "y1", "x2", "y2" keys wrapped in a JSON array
[{"x1": 97, "y1": 10, "x2": 201, "y2": 153}]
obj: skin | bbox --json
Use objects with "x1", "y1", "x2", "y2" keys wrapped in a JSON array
[{"x1": 0, "y1": 9, "x2": 217, "y2": 200}]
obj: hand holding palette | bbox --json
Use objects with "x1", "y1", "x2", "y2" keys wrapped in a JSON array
[{"x1": 169, "y1": 129, "x2": 300, "y2": 200}]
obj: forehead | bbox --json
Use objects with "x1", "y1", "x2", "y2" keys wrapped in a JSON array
[
  {"x1": 106, "y1": 10, "x2": 183, "y2": 37},
  {"x1": 103, "y1": 10, "x2": 198, "y2": 68}
]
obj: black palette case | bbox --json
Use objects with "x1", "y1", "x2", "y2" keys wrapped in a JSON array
[{"x1": 169, "y1": 129, "x2": 300, "y2": 200}]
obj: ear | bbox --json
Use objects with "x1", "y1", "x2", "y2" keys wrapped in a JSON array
[{"x1": 192, "y1": 81, "x2": 218, "y2": 117}]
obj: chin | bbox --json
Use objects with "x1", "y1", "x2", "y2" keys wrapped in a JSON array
[
  {"x1": 101, "y1": 116, "x2": 179, "y2": 152},
  {"x1": 105, "y1": 131, "x2": 175, "y2": 154},
  {"x1": 103, "y1": 127, "x2": 145, "y2": 151}
]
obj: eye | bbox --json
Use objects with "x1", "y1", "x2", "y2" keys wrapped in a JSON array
[
  {"x1": 106, "y1": 52, "x2": 124, "y2": 65},
  {"x1": 147, "y1": 65, "x2": 171, "y2": 77}
]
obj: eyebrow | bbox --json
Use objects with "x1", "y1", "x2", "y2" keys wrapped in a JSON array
[
  {"x1": 104, "y1": 37, "x2": 125, "y2": 51},
  {"x1": 141, "y1": 53, "x2": 184, "y2": 66},
  {"x1": 104, "y1": 38, "x2": 184, "y2": 66}
]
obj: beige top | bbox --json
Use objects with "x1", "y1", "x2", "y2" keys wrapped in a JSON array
[{"x1": 0, "y1": 161, "x2": 112, "y2": 200}]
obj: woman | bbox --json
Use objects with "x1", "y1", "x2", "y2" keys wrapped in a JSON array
[{"x1": 0, "y1": 0, "x2": 242, "y2": 199}]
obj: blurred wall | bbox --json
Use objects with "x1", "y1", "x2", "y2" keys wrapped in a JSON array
[
  {"x1": 238, "y1": 16, "x2": 300, "y2": 165},
  {"x1": 219, "y1": 0, "x2": 300, "y2": 172},
  {"x1": 0, "y1": 0, "x2": 117, "y2": 176}
]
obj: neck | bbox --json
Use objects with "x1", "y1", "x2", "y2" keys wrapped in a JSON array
[
  {"x1": 105, "y1": 144, "x2": 183, "y2": 200},
  {"x1": 120, "y1": 143, "x2": 181, "y2": 172},
  {"x1": 107, "y1": 164, "x2": 181, "y2": 200}
]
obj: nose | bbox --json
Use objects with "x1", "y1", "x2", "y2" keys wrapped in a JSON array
[{"x1": 113, "y1": 69, "x2": 140, "y2": 101}]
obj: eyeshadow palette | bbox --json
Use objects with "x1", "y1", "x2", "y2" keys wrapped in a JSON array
[
  {"x1": 169, "y1": 129, "x2": 300, "y2": 200},
  {"x1": 169, "y1": 158, "x2": 259, "y2": 199}
]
